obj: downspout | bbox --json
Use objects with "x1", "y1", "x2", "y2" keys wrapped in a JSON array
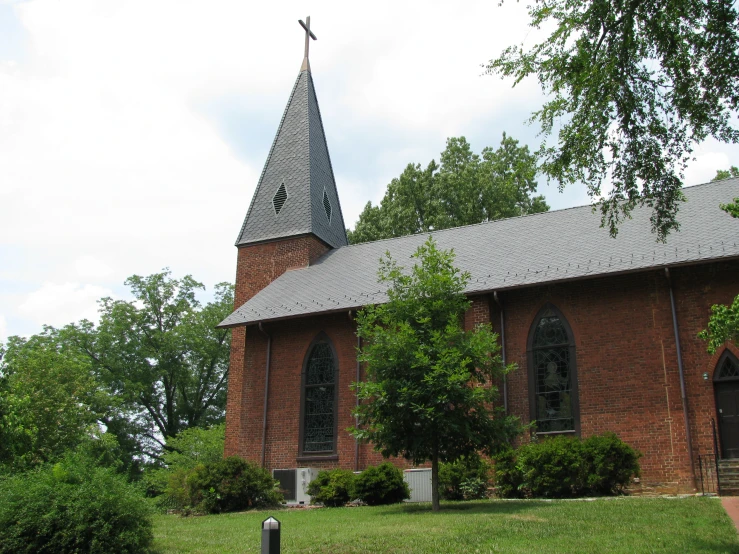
[
  {"x1": 258, "y1": 322, "x2": 272, "y2": 469},
  {"x1": 355, "y1": 333, "x2": 361, "y2": 472},
  {"x1": 664, "y1": 267, "x2": 695, "y2": 483},
  {"x1": 493, "y1": 292, "x2": 508, "y2": 413},
  {"x1": 350, "y1": 310, "x2": 361, "y2": 472}
]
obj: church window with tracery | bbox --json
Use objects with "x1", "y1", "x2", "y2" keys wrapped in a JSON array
[
  {"x1": 300, "y1": 337, "x2": 337, "y2": 454},
  {"x1": 716, "y1": 350, "x2": 739, "y2": 380},
  {"x1": 528, "y1": 305, "x2": 579, "y2": 434}
]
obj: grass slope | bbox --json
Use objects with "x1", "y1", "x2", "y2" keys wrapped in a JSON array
[{"x1": 154, "y1": 497, "x2": 739, "y2": 553}]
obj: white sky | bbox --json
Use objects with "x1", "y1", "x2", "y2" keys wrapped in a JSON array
[{"x1": 1, "y1": 0, "x2": 737, "y2": 341}]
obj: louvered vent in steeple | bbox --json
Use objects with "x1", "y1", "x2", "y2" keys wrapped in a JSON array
[
  {"x1": 273, "y1": 183, "x2": 288, "y2": 215},
  {"x1": 322, "y1": 189, "x2": 332, "y2": 222}
]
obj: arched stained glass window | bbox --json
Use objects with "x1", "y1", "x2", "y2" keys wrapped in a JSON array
[
  {"x1": 300, "y1": 336, "x2": 338, "y2": 455},
  {"x1": 527, "y1": 305, "x2": 580, "y2": 434}
]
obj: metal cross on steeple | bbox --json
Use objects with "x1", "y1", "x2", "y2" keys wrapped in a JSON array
[{"x1": 299, "y1": 16, "x2": 317, "y2": 71}]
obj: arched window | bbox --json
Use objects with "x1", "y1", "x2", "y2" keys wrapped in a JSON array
[
  {"x1": 299, "y1": 334, "x2": 338, "y2": 456},
  {"x1": 714, "y1": 350, "x2": 739, "y2": 381},
  {"x1": 527, "y1": 305, "x2": 579, "y2": 434}
]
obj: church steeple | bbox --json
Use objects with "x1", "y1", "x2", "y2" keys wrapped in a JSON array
[{"x1": 236, "y1": 17, "x2": 348, "y2": 249}]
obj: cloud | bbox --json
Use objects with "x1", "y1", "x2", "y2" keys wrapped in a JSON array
[
  {"x1": 74, "y1": 256, "x2": 114, "y2": 279},
  {"x1": 685, "y1": 151, "x2": 730, "y2": 187},
  {"x1": 17, "y1": 282, "x2": 115, "y2": 328},
  {"x1": 0, "y1": 315, "x2": 7, "y2": 343},
  {"x1": 2, "y1": 0, "x2": 738, "y2": 340}
]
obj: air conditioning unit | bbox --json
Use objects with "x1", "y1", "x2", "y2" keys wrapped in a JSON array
[
  {"x1": 273, "y1": 468, "x2": 319, "y2": 505},
  {"x1": 404, "y1": 468, "x2": 432, "y2": 502}
]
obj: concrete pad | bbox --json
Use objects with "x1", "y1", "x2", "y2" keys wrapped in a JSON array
[{"x1": 721, "y1": 497, "x2": 739, "y2": 533}]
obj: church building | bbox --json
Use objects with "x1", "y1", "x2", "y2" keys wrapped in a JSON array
[{"x1": 219, "y1": 19, "x2": 739, "y2": 494}]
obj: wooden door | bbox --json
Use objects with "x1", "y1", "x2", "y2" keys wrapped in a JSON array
[{"x1": 717, "y1": 381, "x2": 739, "y2": 459}]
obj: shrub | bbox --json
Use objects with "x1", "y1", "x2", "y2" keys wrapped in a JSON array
[
  {"x1": 353, "y1": 462, "x2": 410, "y2": 506},
  {"x1": 517, "y1": 435, "x2": 584, "y2": 498},
  {"x1": 159, "y1": 467, "x2": 191, "y2": 511},
  {"x1": 493, "y1": 433, "x2": 641, "y2": 499},
  {"x1": 0, "y1": 456, "x2": 153, "y2": 554},
  {"x1": 580, "y1": 432, "x2": 641, "y2": 495},
  {"x1": 185, "y1": 456, "x2": 282, "y2": 513},
  {"x1": 492, "y1": 448, "x2": 524, "y2": 498},
  {"x1": 439, "y1": 454, "x2": 491, "y2": 500},
  {"x1": 144, "y1": 424, "x2": 225, "y2": 506},
  {"x1": 307, "y1": 469, "x2": 356, "y2": 507}
]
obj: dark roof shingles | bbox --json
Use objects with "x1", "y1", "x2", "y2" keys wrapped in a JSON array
[
  {"x1": 236, "y1": 70, "x2": 347, "y2": 249},
  {"x1": 221, "y1": 179, "x2": 739, "y2": 327}
]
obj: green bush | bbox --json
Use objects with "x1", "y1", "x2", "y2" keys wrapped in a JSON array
[
  {"x1": 0, "y1": 456, "x2": 153, "y2": 554},
  {"x1": 493, "y1": 433, "x2": 641, "y2": 499},
  {"x1": 185, "y1": 456, "x2": 282, "y2": 513},
  {"x1": 439, "y1": 454, "x2": 491, "y2": 500},
  {"x1": 144, "y1": 424, "x2": 225, "y2": 506},
  {"x1": 517, "y1": 435, "x2": 584, "y2": 498},
  {"x1": 491, "y1": 448, "x2": 524, "y2": 498},
  {"x1": 354, "y1": 462, "x2": 410, "y2": 506},
  {"x1": 160, "y1": 467, "x2": 191, "y2": 511},
  {"x1": 307, "y1": 469, "x2": 356, "y2": 507},
  {"x1": 580, "y1": 433, "x2": 642, "y2": 495}
]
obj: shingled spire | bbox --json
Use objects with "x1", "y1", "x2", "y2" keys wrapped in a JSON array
[{"x1": 236, "y1": 17, "x2": 347, "y2": 249}]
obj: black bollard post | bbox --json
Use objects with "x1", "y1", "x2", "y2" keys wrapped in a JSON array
[{"x1": 261, "y1": 516, "x2": 280, "y2": 554}]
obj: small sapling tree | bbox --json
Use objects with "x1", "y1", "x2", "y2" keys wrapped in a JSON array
[
  {"x1": 351, "y1": 237, "x2": 520, "y2": 511},
  {"x1": 698, "y1": 181, "x2": 739, "y2": 352}
]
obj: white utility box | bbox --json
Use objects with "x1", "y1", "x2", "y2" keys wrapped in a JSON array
[
  {"x1": 273, "y1": 467, "x2": 319, "y2": 504},
  {"x1": 403, "y1": 468, "x2": 433, "y2": 502}
]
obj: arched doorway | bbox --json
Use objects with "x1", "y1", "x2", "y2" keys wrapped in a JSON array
[{"x1": 715, "y1": 350, "x2": 739, "y2": 458}]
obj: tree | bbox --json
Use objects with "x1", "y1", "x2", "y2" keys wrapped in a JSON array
[
  {"x1": 351, "y1": 238, "x2": 521, "y2": 511},
  {"x1": 62, "y1": 271, "x2": 233, "y2": 457},
  {"x1": 699, "y1": 294, "x2": 739, "y2": 354},
  {"x1": 348, "y1": 135, "x2": 549, "y2": 244},
  {"x1": 144, "y1": 423, "x2": 225, "y2": 497},
  {"x1": 0, "y1": 330, "x2": 107, "y2": 471},
  {"x1": 487, "y1": 0, "x2": 739, "y2": 241},
  {"x1": 713, "y1": 166, "x2": 739, "y2": 217},
  {"x1": 713, "y1": 166, "x2": 739, "y2": 182},
  {"x1": 699, "y1": 182, "x2": 738, "y2": 352}
]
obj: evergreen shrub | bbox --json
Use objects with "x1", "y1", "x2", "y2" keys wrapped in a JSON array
[
  {"x1": 185, "y1": 456, "x2": 282, "y2": 513},
  {"x1": 438, "y1": 454, "x2": 491, "y2": 500},
  {"x1": 580, "y1": 433, "x2": 642, "y2": 495},
  {"x1": 516, "y1": 435, "x2": 584, "y2": 497},
  {"x1": 0, "y1": 456, "x2": 153, "y2": 554},
  {"x1": 307, "y1": 468, "x2": 356, "y2": 507},
  {"x1": 491, "y1": 448, "x2": 524, "y2": 498},
  {"x1": 353, "y1": 462, "x2": 410, "y2": 506},
  {"x1": 493, "y1": 433, "x2": 640, "y2": 498}
]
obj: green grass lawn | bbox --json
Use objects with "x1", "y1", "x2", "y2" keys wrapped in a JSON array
[{"x1": 154, "y1": 497, "x2": 739, "y2": 553}]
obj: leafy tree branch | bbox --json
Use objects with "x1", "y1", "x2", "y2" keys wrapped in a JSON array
[{"x1": 487, "y1": 0, "x2": 739, "y2": 240}]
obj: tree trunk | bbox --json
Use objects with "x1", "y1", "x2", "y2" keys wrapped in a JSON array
[{"x1": 431, "y1": 451, "x2": 440, "y2": 512}]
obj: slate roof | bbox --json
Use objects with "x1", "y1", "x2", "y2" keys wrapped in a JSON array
[
  {"x1": 235, "y1": 68, "x2": 348, "y2": 249},
  {"x1": 220, "y1": 178, "x2": 739, "y2": 329}
]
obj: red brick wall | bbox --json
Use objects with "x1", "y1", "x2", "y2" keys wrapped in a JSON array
[
  {"x1": 230, "y1": 311, "x2": 407, "y2": 471},
  {"x1": 671, "y1": 262, "x2": 739, "y2": 470},
  {"x1": 226, "y1": 255, "x2": 738, "y2": 492},
  {"x1": 499, "y1": 260, "x2": 738, "y2": 493},
  {"x1": 232, "y1": 235, "x2": 330, "y2": 307},
  {"x1": 225, "y1": 235, "x2": 330, "y2": 458}
]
